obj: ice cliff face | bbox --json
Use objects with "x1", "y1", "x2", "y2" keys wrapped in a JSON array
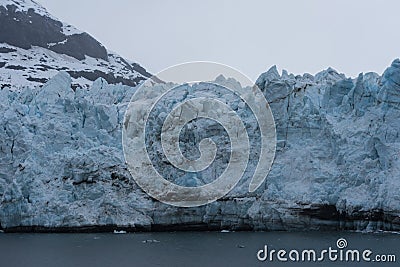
[
  {"x1": 255, "y1": 61, "x2": 400, "y2": 231},
  {"x1": 1, "y1": 60, "x2": 400, "y2": 232}
]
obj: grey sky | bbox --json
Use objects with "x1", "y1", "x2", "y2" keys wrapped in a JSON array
[{"x1": 37, "y1": 0, "x2": 400, "y2": 81}]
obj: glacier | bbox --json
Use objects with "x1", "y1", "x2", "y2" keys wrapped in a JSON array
[{"x1": 1, "y1": 60, "x2": 400, "y2": 232}]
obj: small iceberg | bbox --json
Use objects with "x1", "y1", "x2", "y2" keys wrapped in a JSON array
[
  {"x1": 142, "y1": 239, "x2": 160, "y2": 243},
  {"x1": 113, "y1": 230, "x2": 127, "y2": 234}
]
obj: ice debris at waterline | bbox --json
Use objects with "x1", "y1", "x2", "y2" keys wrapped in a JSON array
[{"x1": 1, "y1": 60, "x2": 400, "y2": 232}]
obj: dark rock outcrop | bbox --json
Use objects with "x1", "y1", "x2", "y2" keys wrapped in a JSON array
[{"x1": 0, "y1": 2, "x2": 107, "y2": 61}]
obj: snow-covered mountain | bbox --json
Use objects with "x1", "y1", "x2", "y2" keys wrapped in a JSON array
[{"x1": 0, "y1": 0, "x2": 151, "y2": 89}]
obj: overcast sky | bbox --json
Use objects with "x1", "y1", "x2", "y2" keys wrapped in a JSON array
[{"x1": 38, "y1": 0, "x2": 400, "y2": 81}]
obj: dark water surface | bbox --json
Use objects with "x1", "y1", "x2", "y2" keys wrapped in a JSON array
[{"x1": 0, "y1": 231, "x2": 398, "y2": 267}]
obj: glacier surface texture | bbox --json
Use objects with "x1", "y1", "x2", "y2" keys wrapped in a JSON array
[{"x1": 1, "y1": 60, "x2": 400, "y2": 232}]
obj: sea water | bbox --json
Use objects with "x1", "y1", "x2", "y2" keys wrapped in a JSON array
[{"x1": 0, "y1": 231, "x2": 398, "y2": 267}]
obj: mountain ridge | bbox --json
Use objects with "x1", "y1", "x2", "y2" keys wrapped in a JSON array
[{"x1": 0, "y1": 0, "x2": 151, "y2": 89}]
